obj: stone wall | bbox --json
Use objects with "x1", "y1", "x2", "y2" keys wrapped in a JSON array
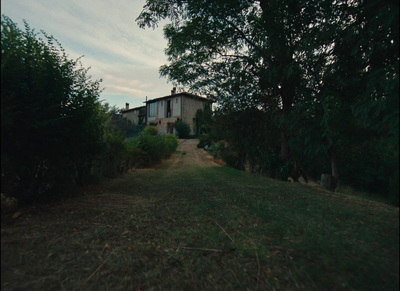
[
  {"x1": 181, "y1": 97, "x2": 209, "y2": 135},
  {"x1": 145, "y1": 94, "x2": 212, "y2": 135},
  {"x1": 122, "y1": 106, "x2": 145, "y2": 125}
]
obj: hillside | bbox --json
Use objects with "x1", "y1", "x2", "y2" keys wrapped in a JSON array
[{"x1": 1, "y1": 139, "x2": 399, "y2": 290}]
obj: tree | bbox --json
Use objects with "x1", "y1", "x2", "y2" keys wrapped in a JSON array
[
  {"x1": 1, "y1": 16, "x2": 105, "y2": 203},
  {"x1": 136, "y1": 0, "x2": 342, "y2": 162},
  {"x1": 174, "y1": 120, "x2": 191, "y2": 138},
  {"x1": 193, "y1": 104, "x2": 212, "y2": 136},
  {"x1": 136, "y1": 0, "x2": 399, "y2": 199}
]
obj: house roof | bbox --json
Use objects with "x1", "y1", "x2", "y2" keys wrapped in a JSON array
[
  {"x1": 121, "y1": 105, "x2": 146, "y2": 113},
  {"x1": 145, "y1": 92, "x2": 214, "y2": 104}
]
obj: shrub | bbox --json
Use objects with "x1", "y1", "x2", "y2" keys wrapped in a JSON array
[
  {"x1": 101, "y1": 130, "x2": 127, "y2": 178},
  {"x1": 197, "y1": 133, "x2": 212, "y2": 148},
  {"x1": 1, "y1": 193, "x2": 18, "y2": 214},
  {"x1": 142, "y1": 126, "x2": 158, "y2": 136},
  {"x1": 137, "y1": 131, "x2": 165, "y2": 165},
  {"x1": 206, "y1": 143, "x2": 218, "y2": 158},
  {"x1": 125, "y1": 138, "x2": 147, "y2": 169},
  {"x1": 164, "y1": 134, "x2": 179, "y2": 158},
  {"x1": 174, "y1": 120, "x2": 191, "y2": 138},
  {"x1": 258, "y1": 151, "x2": 282, "y2": 179},
  {"x1": 217, "y1": 142, "x2": 239, "y2": 169},
  {"x1": 1, "y1": 16, "x2": 104, "y2": 203}
]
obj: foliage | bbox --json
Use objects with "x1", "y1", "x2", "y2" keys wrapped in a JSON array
[
  {"x1": 163, "y1": 134, "x2": 179, "y2": 158},
  {"x1": 100, "y1": 130, "x2": 127, "y2": 178},
  {"x1": 214, "y1": 142, "x2": 240, "y2": 169},
  {"x1": 194, "y1": 105, "x2": 213, "y2": 136},
  {"x1": 195, "y1": 105, "x2": 215, "y2": 148},
  {"x1": 136, "y1": 133, "x2": 165, "y2": 166},
  {"x1": 197, "y1": 133, "x2": 212, "y2": 149},
  {"x1": 174, "y1": 120, "x2": 191, "y2": 138},
  {"x1": 126, "y1": 130, "x2": 174, "y2": 166},
  {"x1": 1, "y1": 193, "x2": 18, "y2": 214},
  {"x1": 136, "y1": 0, "x2": 342, "y2": 160},
  {"x1": 137, "y1": 0, "x2": 399, "y2": 202},
  {"x1": 124, "y1": 138, "x2": 146, "y2": 169},
  {"x1": 1, "y1": 16, "x2": 105, "y2": 203},
  {"x1": 142, "y1": 125, "x2": 159, "y2": 136},
  {"x1": 98, "y1": 130, "x2": 179, "y2": 175}
]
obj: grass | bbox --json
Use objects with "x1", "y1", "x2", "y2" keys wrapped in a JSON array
[{"x1": 1, "y1": 164, "x2": 399, "y2": 290}]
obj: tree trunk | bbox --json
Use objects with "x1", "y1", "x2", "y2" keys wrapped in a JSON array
[
  {"x1": 280, "y1": 130, "x2": 289, "y2": 161},
  {"x1": 238, "y1": 148, "x2": 246, "y2": 171},
  {"x1": 330, "y1": 149, "x2": 339, "y2": 190}
]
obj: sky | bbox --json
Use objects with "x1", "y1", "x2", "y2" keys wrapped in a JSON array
[{"x1": 2, "y1": 0, "x2": 175, "y2": 109}]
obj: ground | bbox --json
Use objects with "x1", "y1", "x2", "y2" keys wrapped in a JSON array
[
  {"x1": 1, "y1": 139, "x2": 399, "y2": 290},
  {"x1": 164, "y1": 139, "x2": 219, "y2": 169}
]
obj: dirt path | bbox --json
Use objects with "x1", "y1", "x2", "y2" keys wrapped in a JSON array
[{"x1": 160, "y1": 139, "x2": 219, "y2": 169}]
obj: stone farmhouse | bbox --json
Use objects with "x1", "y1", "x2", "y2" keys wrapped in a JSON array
[
  {"x1": 122, "y1": 88, "x2": 213, "y2": 135},
  {"x1": 121, "y1": 104, "x2": 146, "y2": 126}
]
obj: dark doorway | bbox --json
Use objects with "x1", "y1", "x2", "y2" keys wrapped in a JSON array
[{"x1": 167, "y1": 122, "x2": 174, "y2": 134}]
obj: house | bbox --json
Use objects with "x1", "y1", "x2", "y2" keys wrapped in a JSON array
[
  {"x1": 145, "y1": 88, "x2": 214, "y2": 135},
  {"x1": 121, "y1": 103, "x2": 146, "y2": 125}
]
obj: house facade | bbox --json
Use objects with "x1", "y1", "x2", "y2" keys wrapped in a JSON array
[
  {"x1": 121, "y1": 104, "x2": 146, "y2": 125},
  {"x1": 145, "y1": 88, "x2": 213, "y2": 135}
]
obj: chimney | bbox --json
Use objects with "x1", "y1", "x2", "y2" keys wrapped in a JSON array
[
  {"x1": 171, "y1": 87, "x2": 176, "y2": 95},
  {"x1": 125, "y1": 103, "x2": 129, "y2": 110}
]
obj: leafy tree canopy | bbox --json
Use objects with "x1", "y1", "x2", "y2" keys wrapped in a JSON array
[
  {"x1": 137, "y1": 0, "x2": 399, "y2": 201},
  {"x1": 1, "y1": 15, "x2": 105, "y2": 202}
]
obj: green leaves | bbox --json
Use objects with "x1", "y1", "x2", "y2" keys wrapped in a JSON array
[
  {"x1": 136, "y1": 0, "x2": 398, "y2": 198},
  {"x1": 1, "y1": 16, "x2": 104, "y2": 202}
]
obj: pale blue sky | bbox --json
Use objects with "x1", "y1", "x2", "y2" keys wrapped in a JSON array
[{"x1": 2, "y1": 0, "x2": 175, "y2": 109}]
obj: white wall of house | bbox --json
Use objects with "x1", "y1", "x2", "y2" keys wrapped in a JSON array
[
  {"x1": 145, "y1": 93, "x2": 212, "y2": 135},
  {"x1": 123, "y1": 110, "x2": 140, "y2": 124},
  {"x1": 173, "y1": 96, "x2": 181, "y2": 117},
  {"x1": 182, "y1": 97, "x2": 210, "y2": 135}
]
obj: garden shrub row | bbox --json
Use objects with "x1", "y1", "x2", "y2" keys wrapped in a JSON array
[{"x1": 100, "y1": 126, "x2": 179, "y2": 178}]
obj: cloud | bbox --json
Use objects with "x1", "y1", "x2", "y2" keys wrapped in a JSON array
[{"x1": 2, "y1": 0, "x2": 173, "y2": 108}]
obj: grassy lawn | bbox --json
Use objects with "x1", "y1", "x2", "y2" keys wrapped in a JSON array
[{"x1": 1, "y1": 164, "x2": 399, "y2": 290}]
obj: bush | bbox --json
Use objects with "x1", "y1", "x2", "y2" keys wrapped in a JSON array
[
  {"x1": 137, "y1": 131, "x2": 165, "y2": 165},
  {"x1": 1, "y1": 193, "x2": 18, "y2": 214},
  {"x1": 216, "y1": 142, "x2": 239, "y2": 169},
  {"x1": 197, "y1": 133, "x2": 212, "y2": 148},
  {"x1": 164, "y1": 135, "x2": 179, "y2": 158},
  {"x1": 1, "y1": 16, "x2": 104, "y2": 204},
  {"x1": 174, "y1": 120, "x2": 191, "y2": 138},
  {"x1": 98, "y1": 132, "x2": 179, "y2": 173},
  {"x1": 206, "y1": 143, "x2": 218, "y2": 158},
  {"x1": 142, "y1": 126, "x2": 158, "y2": 136},
  {"x1": 125, "y1": 138, "x2": 147, "y2": 169},
  {"x1": 101, "y1": 131, "x2": 127, "y2": 178}
]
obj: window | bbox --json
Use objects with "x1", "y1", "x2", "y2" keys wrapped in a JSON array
[
  {"x1": 149, "y1": 102, "x2": 157, "y2": 117},
  {"x1": 166, "y1": 100, "x2": 171, "y2": 118}
]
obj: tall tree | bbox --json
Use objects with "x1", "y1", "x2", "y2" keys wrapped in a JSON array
[
  {"x1": 137, "y1": 0, "x2": 337, "y2": 161},
  {"x1": 137, "y1": 0, "x2": 398, "y2": 198},
  {"x1": 1, "y1": 16, "x2": 105, "y2": 202}
]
